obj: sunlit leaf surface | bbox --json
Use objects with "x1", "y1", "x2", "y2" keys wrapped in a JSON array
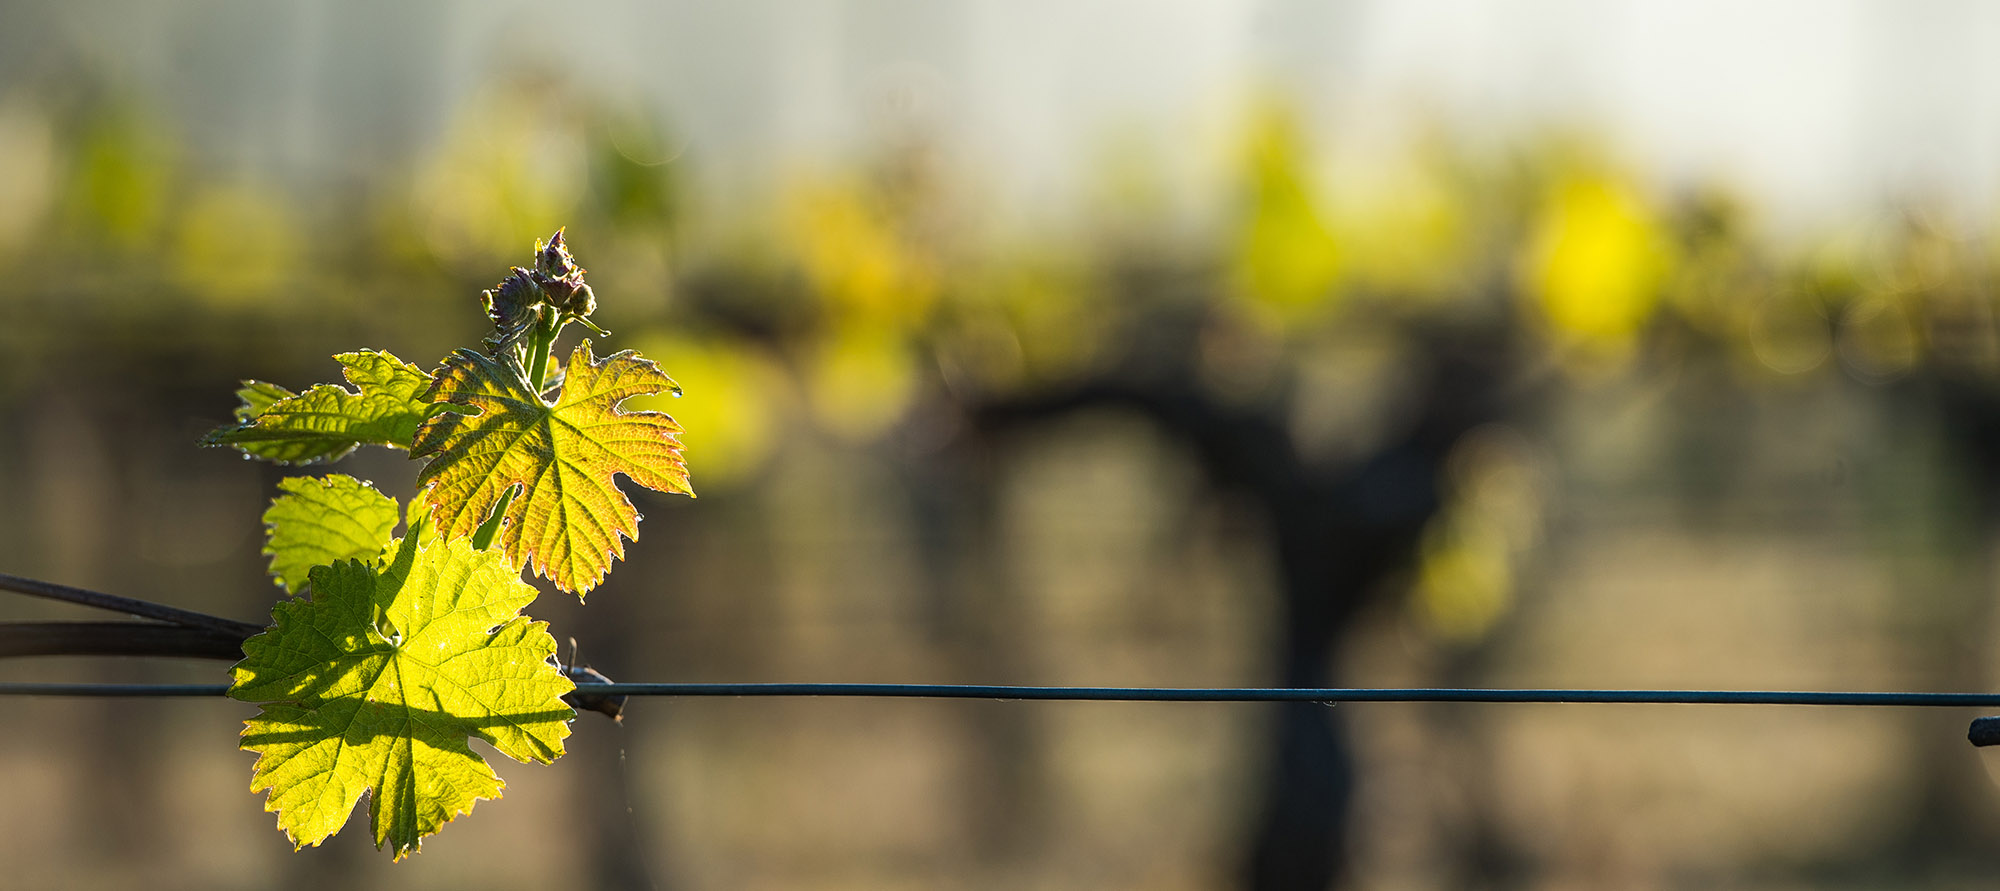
[
  {"x1": 412, "y1": 341, "x2": 692, "y2": 596},
  {"x1": 261, "y1": 474, "x2": 400, "y2": 594},
  {"x1": 231, "y1": 380, "x2": 296, "y2": 421},
  {"x1": 230, "y1": 537, "x2": 574, "y2": 859},
  {"x1": 205, "y1": 351, "x2": 435, "y2": 464}
]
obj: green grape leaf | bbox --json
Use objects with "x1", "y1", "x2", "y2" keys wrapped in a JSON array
[
  {"x1": 411, "y1": 341, "x2": 692, "y2": 596},
  {"x1": 262, "y1": 475, "x2": 401, "y2": 594},
  {"x1": 233, "y1": 381, "x2": 296, "y2": 421},
  {"x1": 230, "y1": 536, "x2": 575, "y2": 859},
  {"x1": 204, "y1": 351, "x2": 435, "y2": 464}
]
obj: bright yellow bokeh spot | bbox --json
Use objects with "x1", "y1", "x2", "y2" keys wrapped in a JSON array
[
  {"x1": 173, "y1": 183, "x2": 301, "y2": 306},
  {"x1": 624, "y1": 332, "x2": 782, "y2": 489},
  {"x1": 1523, "y1": 175, "x2": 1675, "y2": 357},
  {"x1": 1230, "y1": 103, "x2": 1341, "y2": 324},
  {"x1": 1412, "y1": 429, "x2": 1545, "y2": 643},
  {"x1": 785, "y1": 178, "x2": 936, "y2": 331},
  {"x1": 1414, "y1": 517, "x2": 1515, "y2": 643},
  {"x1": 806, "y1": 324, "x2": 920, "y2": 443}
]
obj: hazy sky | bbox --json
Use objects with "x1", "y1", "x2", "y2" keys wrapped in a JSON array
[{"x1": 6, "y1": 0, "x2": 2000, "y2": 232}]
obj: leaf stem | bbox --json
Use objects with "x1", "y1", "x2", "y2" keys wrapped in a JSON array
[{"x1": 524, "y1": 311, "x2": 564, "y2": 401}]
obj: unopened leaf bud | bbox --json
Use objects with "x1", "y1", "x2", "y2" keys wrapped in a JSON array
[{"x1": 534, "y1": 229, "x2": 580, "y2": 280}]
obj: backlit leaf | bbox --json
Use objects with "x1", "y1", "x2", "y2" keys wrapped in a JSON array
[
  {"x1": 204, "y1": 351, "x2": 434, "y2": 464},
  {"x1": 412, "y1": 341, "x2": 692, "y2": 596},
  {"x1": 233, "y1": 380, "x2": 296, "y2": 421},
  {"x1": 262, "y1": 475, "x2": 400, "y2": 594},
  {"x1": 230, "y1": 536, "x2": 574, "y2": 859}
]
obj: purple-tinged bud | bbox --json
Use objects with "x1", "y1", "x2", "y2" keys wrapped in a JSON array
[
  {"x1": 534, "y1": 229, "x2": 580, "y2": 280},
  {"x1": 481, "y1": 267, "x2": 546, "y2": 354}
]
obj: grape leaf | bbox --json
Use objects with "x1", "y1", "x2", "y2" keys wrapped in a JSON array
[
  {"x1": 262, "y1": 475, "x2": 400, "y2": 594},
  {"x1": 233, "y1": 381, "x2": 296, "y2": 421},
  {"x1": 411, "y1": 341, "x2": 692, "y2": 596},
  {"x1": 204, "y1": 350, "x2": 435, "y2": 464},
  {"x1": 230, "y1": 536, "x2": 575, "y2": 859}
]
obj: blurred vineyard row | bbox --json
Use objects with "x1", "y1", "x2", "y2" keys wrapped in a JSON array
[
  {"x1": 4, "y1": 76, "x2": 1992, "y2": 638},
  {"x1": 9, "y1": 73, "x2": 2000, "y2": 888}
]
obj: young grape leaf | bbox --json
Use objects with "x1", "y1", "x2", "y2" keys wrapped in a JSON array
[
  {"x1": 204, "y1": 350, "x2": 435, "y2": 464},
  {"x1": 411, "y1": 341, "x2": 692, "y2": 596},
  {"x1": 233, "y1": 381, "x2": 296, "y2": 421},
  {"x1": 262, "y1": 475, "x2": 401, "y2": 594},
  {"x1": 231, "y1": 535, "x2": 575, "y2": 859}
]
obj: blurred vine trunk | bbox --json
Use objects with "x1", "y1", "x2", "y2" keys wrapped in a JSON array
[
  {"x1": 970, "y1": 294, "x2": 1507, "y2": 889},
  {"x1": 1909, "y1": 375, "x2": 2000, "y2": 856}
]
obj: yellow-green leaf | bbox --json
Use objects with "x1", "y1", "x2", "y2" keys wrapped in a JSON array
[
  {"x1": 230, "y1": 536, "x2": 574, "y2": 859},
  {"x1": 233, "y1": 380, "x2": 296, "y2": 421},
  {"x1": 411, "y1": 341, "x2": 692, "y2": 596},
  {"x1": 204, "y1": 351, "x2": 434, "y2": 464},
  {"x1": 262, "y1": 475, "x2": 400, "y2": 594}
]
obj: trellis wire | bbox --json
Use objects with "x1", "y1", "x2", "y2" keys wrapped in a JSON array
[
  {"x1": 6, "y1": 574, "x2": 1989, "y2": 707},
  {"x1": 0, "y1": 572, "x2": 264, "y2": 639},
  {"x1": 7, "y1": 682, "x2": 2000, "y2": 706}
]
